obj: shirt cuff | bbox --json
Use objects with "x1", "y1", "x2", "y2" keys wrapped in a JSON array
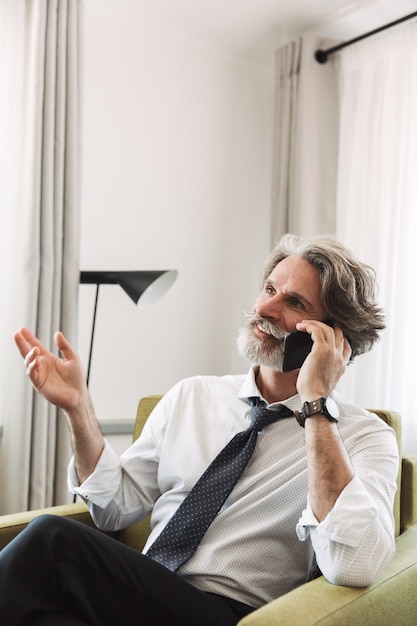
[
  {"x1": 296, "y1": 475, "x2": 379, "y2": 547},
  {"x1": 67, "y1": 440, "x2": 122, "y2": 509}
]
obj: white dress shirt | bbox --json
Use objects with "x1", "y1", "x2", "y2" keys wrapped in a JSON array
[{"x1": 68, "y1": 366, "x2": 399, "y2": 609}]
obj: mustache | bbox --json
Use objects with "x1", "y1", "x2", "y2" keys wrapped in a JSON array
[{"x1": 241, "y1": 312, "x2": 287, "y2": 340}]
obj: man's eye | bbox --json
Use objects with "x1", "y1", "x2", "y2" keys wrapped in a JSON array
[
  {"x1": 264, "y1": 285, "x2": 275, "y2": 295},
  {"x1": 289, "y1": 298, "x2": 304, "y2": 309}
]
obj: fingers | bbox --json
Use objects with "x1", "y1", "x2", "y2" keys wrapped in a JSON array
[
  {"x1": 13, "y1": 327, "x2": 39, "y2": 359},
  {"x1": 332, "y1": 324, "x2": 352, "y2": 365},
  {"x1": 13, "y1": 328, "x2": 43, "y2": 382},
  {"x1": 24, "y1": 346, "x2": 40, "y2": 369},
  {"x1": 295, "y1": 321, "x2": 352, "y2": 398},
  {"x1": 25, "y1": 352, "x2": 43, "y2": 385},
  {"x1": 296, "y1": 320, "x2": 334, "y2": 343},
  {"x1": 296, "y1": 320, "x2": 352, "y2": 363},
  {"x1": 15, "y1": 327, "x2": 74, "y2": 365},
  {"x1": 54, "y1": 331, "x2": 76, "y2": 362},
  {"x1": 342, "y1": 335, "x2": 352, "y2": 365}
]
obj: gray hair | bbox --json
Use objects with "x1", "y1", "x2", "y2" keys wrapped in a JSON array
[{"x1": 263, "y1": 234, "x2": 385, "y2": 360}]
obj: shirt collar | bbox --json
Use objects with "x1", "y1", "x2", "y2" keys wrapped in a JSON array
[
  {"x1": 237, "y1": 364, "x2": 302, "y2": 412},
  {"x1": 237, "y1": 365, "x2": 262, "y2": 402}
]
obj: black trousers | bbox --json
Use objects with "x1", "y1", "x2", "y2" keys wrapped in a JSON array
[{"x1": 0, "y1": 515, "x2": 254, "y2": 626}]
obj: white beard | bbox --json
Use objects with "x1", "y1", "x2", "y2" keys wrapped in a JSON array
[{"x1": 237, "y1": 312, "x2": 287, "y2": 370}]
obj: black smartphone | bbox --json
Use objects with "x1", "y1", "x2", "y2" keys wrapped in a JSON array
[{"x1": 282, "y1": 320, "x2": 334, "y2": 372}]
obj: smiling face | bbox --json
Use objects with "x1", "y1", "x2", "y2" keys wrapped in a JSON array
[{"x1": 237, "y1": 255, "x2": 327, "y2": 369}]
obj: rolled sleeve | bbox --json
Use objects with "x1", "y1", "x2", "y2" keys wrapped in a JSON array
[
  {"x1": 297, "y1": 475, "x2": 379, "y2": 547},
  {"x1": 296, "y1": 474, "x2": 396, "y2": 587}
]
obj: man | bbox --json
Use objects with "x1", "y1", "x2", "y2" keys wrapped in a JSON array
[{"x1": 2, "y1": 234, "x2": 398, "y2": 625}]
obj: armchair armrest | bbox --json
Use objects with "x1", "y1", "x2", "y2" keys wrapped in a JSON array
[
  {"x1": 238, "y1": 526, "x2": 417, "y2": 626},
  {"x1": 0, "y1": 502, "x2": 91, "y2": 550}
]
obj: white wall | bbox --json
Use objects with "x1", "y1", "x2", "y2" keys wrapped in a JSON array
[{"x1": 79, "y1": 0, "x2": 274, "y2": 425}]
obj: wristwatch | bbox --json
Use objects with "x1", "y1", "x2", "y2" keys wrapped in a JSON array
[{"x1": 295, "y1": 397, "x2": 340, "y2": 428}]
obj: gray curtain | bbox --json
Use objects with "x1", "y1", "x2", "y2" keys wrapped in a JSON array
[
  {"x1": 272, "y1": 34, "x2": 339, "y2": 243},
  {"x1": 0, "y1": 0, "x2": 82, "y2": 514}
]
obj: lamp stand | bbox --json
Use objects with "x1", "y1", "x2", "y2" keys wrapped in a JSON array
[{"x1": 86, "y1": 284, "x2": 100, "y2": 387}]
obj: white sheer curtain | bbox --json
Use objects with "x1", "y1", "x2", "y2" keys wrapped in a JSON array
[
  {"x1": 273, "y1": 26, "x2": 417, "y2": 455},
  {"x1": 0, "y1": 0, "x2": 82, "y2": 513},
  {"x1": 272, "y1": 34, "x2": 339, "y2": 242},
  {"x1": 334, "y1": 19, "x2": 417, "y2": 455}
]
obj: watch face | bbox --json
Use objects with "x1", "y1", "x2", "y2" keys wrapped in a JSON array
[{"x1": 325, "y1": 397, "x2": 340, "y2": 419}]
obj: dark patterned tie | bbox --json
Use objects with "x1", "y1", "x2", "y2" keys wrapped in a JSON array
[{"x1": 145, "y1": 398, "x2": 293, "y2": 572}]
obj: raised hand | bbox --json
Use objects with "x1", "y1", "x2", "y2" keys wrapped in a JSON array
[
  {"x1": 294, "y1": 320, "x2": 351, "y2": 401},
  {"x1": 14, "y1": 327, "x2": 88, "y2": 412},
  {"x1": 15, "y1": 327, "x2": 105, "y2": 482}
]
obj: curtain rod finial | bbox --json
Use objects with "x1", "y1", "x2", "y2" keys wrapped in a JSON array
[{"x1": 315, "y1": 49, "x2": 328, "y2": 64}]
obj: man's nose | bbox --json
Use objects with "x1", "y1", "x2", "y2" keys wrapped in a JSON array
[{"x1": 255, "y1": 293, "x2": 284, "y2": 320}]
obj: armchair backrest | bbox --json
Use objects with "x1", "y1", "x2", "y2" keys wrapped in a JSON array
[
  {"x1": 367, "y1": 409, "x2": 402, "y2": 536},
  {"x1": 134, "y1": 395, "x2": 163, "y2": 441}
]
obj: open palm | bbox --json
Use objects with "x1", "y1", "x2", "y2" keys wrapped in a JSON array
[{"x1": 14, "y1": 327, "x2": 88, "y2": 412}]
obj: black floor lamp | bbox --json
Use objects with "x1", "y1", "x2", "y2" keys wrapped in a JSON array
[{"x1": 80, "y1": 270, "x2": 178, "y2": 386}]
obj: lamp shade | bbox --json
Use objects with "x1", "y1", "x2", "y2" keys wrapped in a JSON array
[
  {"x1": 80, "y1": 269, "x2": 178, "y2": 387},
  {"x1": 80, "y1": 270, "x2": 178, "y2": 307}
]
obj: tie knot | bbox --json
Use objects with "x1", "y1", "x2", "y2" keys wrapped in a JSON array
[{"x1": 248, "y1": 398, "x2": 293, "y2": 432}]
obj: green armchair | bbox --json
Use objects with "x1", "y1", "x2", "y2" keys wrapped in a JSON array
[{"x1": 1, "y1": 396, "x2": 416, "y2": 625}]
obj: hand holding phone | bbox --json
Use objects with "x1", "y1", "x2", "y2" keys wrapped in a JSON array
[{"x1": 282, "y1": 320, "x2": 334, "y2": 372}]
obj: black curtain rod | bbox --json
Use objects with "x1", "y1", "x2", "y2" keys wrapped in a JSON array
[{"x1": 315, "y1": 10, "x2": 417, "y2": 64}]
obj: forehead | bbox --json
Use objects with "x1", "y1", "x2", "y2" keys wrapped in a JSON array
[{"x1": 267, "y1": 255, "x2": 324, "y2": 306}]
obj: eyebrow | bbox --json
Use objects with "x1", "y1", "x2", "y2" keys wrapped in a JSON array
[
  {"x1": 286, "y1": 290, "x2": 315, "y2": 311},
  {"x1": 264, "y1": 279, "x2": 317, "y2": 313}
]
